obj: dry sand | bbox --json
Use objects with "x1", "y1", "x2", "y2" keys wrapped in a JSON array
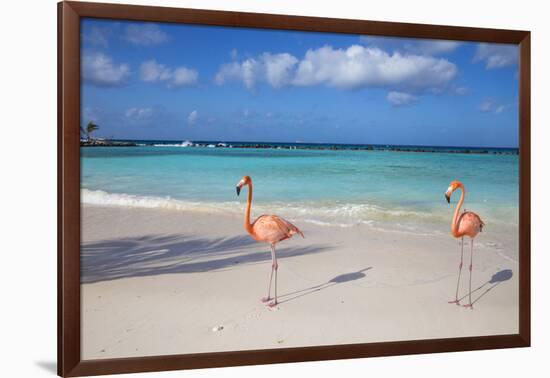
[{"x1": 81, "y1": 205, "x2": 518, "y2": 360}]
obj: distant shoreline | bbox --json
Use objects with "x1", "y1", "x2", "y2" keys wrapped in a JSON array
[{"x1": 80, "y1": 139, "x2": 519, "y2": 155}]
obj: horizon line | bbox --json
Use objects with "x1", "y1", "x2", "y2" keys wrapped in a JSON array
[{"x1": 103, "y1": 138, "x2": 519, "y2": 150}]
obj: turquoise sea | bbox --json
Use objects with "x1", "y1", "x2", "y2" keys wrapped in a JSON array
[{"x1": 81, "y1": 141, "x2": 519, "y2": 245}]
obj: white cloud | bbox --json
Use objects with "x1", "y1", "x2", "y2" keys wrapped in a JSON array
[
  {"x1": 359, "y1": 36, "x2": 461, "y2": 55},
  {"x1": 82, "y1": 52, "x2": 130, "y2": 87},
  {"x1": 187, "y1": 110, "x2": 198, "y2": 124},
  {"x1": 387, "y1": 91, "x2": 417, "y2": 106},
  {"x1": 215, "y1": 45, "x2": 457, "y2": 92},
  {"x1": 453, "y1": 86, "x2": 469, "y2": 96},
  {"x1": 474, "y1": 43, "x2": 518, "y2": 69},
  {"x1": 123, "y1": 24, "x2": 168, "y2": 45},
  {"x1": 293, "y1": 45, "x2": 456, "y2": 90},
  {"x1": 172, "y1": 67, "x2": 199, "y2": 87},
  {"x1": 479, "y1": 99, "x2": 494, "y2": 112},
  {"x1": 140, "y1": 60, "x2": 198, "y2": 88},
  {"x1": 264, "y1": 53, "x2": 299, "y2": 88},
  {"x1": 121, "y1": 106, "x2": 176, "y2": 127},
  {"x1": 414, "y1": 40, "x2": 461, "y2": 55},
  {"x1": 215, "y1": 59, "x2": 256, "y2": 89},
  {"x1": 140, "y1": 60, "x2": 163, "y2": 82},
  {"x1": 125, "y1": 107, "x2": 153, "y2": 121},
  {"x1": 479, "y1": 99, "x2": 508, "y2": 114},
  {"x1": 215, "y1": 52, "x2": 298, "y2": 89}
]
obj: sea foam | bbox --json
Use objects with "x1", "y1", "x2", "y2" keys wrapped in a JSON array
[
  {"x1": 82, "y1": 189, "x2": 238, "y2": 214},
  {"x1": 81, "y1": 189, "x2": 441, "y2": 231}
]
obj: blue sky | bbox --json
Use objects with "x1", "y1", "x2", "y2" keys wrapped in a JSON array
[{"x1": 81, "y1": 18, "x2": 519, "y2": 147}]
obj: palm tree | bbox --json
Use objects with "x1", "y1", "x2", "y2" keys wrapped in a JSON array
[{"x1": 81, "y1": 122, "x2": 99, "y2": 142}]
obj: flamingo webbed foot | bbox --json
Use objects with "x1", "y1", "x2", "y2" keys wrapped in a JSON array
[
  {"x1": 448, "y1": 299, "x2": 461, "y2": 305},
  {"x1": 267, "y1": 301, "x2": 278, "y2": 308},
  {"x1": 261, "y1": 297, "x2": 271, "y2": 303},
  {"x1": 462, "y1": 304, "x2": 474, "y2": 310}
]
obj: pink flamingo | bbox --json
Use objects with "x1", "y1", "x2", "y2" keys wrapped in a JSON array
[
  {"x1": 236, "y1": 176, "x2": 304, "y2": 307},
  {"x1": 445, "y1": 180, "x2": 485, "y2": 309}
]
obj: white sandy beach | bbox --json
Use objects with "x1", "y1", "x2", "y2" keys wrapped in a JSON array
[{"x1": 81, "y1": 204, "x2": 518, "y2": 360}]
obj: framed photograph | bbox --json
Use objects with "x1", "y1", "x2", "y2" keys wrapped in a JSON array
[{"x1": 58, "y1": 1, "x2": 530, "y2": 376}]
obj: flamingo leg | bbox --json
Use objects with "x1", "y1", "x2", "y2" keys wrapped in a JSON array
[
  {"x1": 268, "y1": 244, "x2": 279, "y2": 307},
  {"x1": 261, "y1": 244, "x2": 275, "y2": 303},
  {"x1": 274, "y1": 259, "x2": 278, "y2": 305},
  {"x1": 262, "y1": 266, "x2": 274, "y2": 303},
  {"x1": 449, "y1": 237, "x2": 464, "y2": 305},
  {"x1": 463, "y1": 239, "x2": 474, "y2": 309}
]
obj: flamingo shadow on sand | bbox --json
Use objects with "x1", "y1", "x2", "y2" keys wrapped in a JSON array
[
  {"x1": 456, "y1": 269, "x2": 513, "y2": 307},
  {"x1": 277, "y1": 267, "x2": 373, "y2": 305}
]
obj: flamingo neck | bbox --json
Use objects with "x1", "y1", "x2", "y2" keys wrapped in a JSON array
[
  {"x1": 244, "y1": 183, "x2": 254, "y2": 235},
  {"x1": 451, "y1": 184, "x2": 465, "y2": 237}
]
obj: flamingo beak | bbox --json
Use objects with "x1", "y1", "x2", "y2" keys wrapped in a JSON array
[
  {"x1": 445, "y1": 193, "x2": 451, "y2": 204},
  {"x1": 236, "y1": 186, "x2": 241, "y2": 196}
]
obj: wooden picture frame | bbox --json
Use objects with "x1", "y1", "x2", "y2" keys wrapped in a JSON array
[{"x1": 58, "y1": 1, "x2": 530, "y2": 376}]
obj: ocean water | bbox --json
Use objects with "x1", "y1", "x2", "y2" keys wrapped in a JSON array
[{"x1": 81, "y1": 143, "x2": 519, "y2": 242}]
